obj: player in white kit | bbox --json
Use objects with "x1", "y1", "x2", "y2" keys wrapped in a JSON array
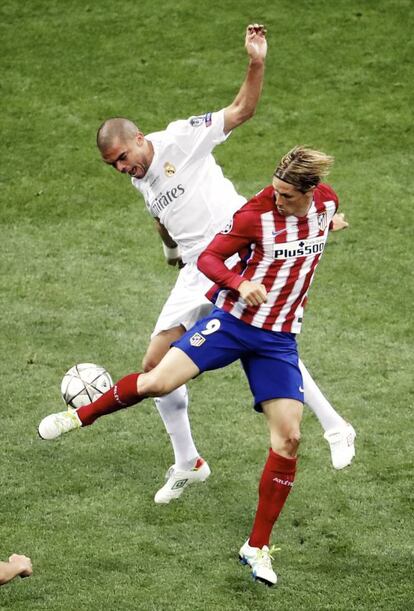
[{"x1": 39, "y1": 25, "x2": 355, "y2": 501}]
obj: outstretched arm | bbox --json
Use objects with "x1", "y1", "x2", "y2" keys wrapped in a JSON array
[
  {"x1": 223, "y1": 24, "x2": 267, "y2": 134},
  {"x1": 0, "y1": 554, "x2": 32, "y2": 586}
]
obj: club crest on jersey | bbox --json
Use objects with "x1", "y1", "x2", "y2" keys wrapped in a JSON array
[
  {"x1": 164, "y1": 162, "x2": 176, "y2": 177},
  {"x1": 220, "y1": 219, "x2": 233, "y2": 234},
  {"x1": 317, "y1": 212, "x2": 328, "y2": 231},
  {"x1": 189, "y1": 332, "x2": 206, "y2": 347}
]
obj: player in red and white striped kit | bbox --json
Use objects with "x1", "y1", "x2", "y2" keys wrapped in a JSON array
[
  {"x1": 38, "y1": 146, "x2": 352, "y2": 586},
  {"x1": 201, "y1": 176, "x2": 338, "y2": 334}
]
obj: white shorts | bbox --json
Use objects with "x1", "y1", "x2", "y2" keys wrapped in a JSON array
[{"x1": 151, "y1": 262, "x2": 214, "y2": 338}]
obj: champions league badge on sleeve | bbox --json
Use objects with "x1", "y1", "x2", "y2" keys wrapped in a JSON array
[
  {"x1": 189, "y1": 112, "x2": 212, "y2": 128},
  {"x1": 190, "y1": 115, "x2": 205, "y2": 127},
  {"x1": 220, "y1": 219, "x2": 234, "y2": 234}
]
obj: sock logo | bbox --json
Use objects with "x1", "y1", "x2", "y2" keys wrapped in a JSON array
[
  {"x1": 114, "y1": 385, "x2": 127, "y2": 407},
  {"x1": 273, "y1": 477, "x2": 294, "y2": 487}
]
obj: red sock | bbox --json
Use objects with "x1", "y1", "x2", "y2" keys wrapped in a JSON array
[
  {"x1": 76, "y1": 373, "x2": 142, "y2": 426},
  {"x1": 249, "y1": 448, "x2": 297, "y2": 548}
]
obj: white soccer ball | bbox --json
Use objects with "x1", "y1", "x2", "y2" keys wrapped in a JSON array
[{"x1": 61, "y1": 363, "x2": 113, "y2": 408}]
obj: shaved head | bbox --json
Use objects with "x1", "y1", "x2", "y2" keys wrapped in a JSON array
[{"x1": 97, "y1": 118, "x2": 140, "y2": 153}]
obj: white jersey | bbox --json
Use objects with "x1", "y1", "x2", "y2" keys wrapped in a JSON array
[{"x1": 131, "y1": 110, "x2": 246, "y2": 264}]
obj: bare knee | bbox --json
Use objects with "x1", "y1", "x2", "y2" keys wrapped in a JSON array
[
  {"x1": 284, "y1": 429, "x2": 301, "y2": 456},
  {"x1": 271, "y1": 427, "x2": 301, "y2": 457},
  {"x1": 138, "y1": 371, "x2": 172, "y2": 397},
  {"x1": 143, "y1": 327, "x2": 185, "y2": 373},
  {"x1": 142, "y1": 353, "x2": 160, "y2": 373}
]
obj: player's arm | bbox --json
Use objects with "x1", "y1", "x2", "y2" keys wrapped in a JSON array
[
  {"x1": 154, "y1": 219, "x2": 183, "y2": 268},
  {"x1": 223, "y1": 24, "x2": 267, "y2": 135},
  {"x1": 197, "y1": 210, "x2": 267, "y2": 306},
  {"x1": 0, "y1": 555, "x2": 33, "y2": 585}
]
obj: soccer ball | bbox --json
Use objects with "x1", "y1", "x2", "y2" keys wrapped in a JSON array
[{"x1": 61, "y1": 363, "x2": 113, "y2": 408}]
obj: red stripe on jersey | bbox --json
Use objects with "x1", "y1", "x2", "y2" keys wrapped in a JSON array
[
  {"x1": 280, "y1": 252, "x2": 321, "y2": 332},
  {"x1": 237, "y1": 212, "x2": 288, "y2": 326},
  {"x1": 264, "y1": 213, "x2": 309, "y2": 330}
]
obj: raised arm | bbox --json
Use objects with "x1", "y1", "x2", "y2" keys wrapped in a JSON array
[{"x1": 223, "y1": 24, "x2": 267, "y2": 134}]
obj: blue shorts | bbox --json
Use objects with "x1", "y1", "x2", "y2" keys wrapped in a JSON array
[{"x1": 172, "y1": 308, "x2": 304, "y2": 411}]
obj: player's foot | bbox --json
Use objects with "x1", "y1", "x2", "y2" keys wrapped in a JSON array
[
  {"x1": 154, "y1": 457, "x2": 211, "y2": 504},
  {"x1": 324, "y1": 423, "x2": 356, "y2": 470},
  {"x1": 239, "y1": 540, "x2": 278, "y2": 586},
  {"x1": 38, "y1": 409, "x2": 82, "y2": 440}
]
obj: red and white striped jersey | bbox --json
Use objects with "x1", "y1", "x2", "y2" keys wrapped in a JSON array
[{"x1": 197, "y1": 183, "x2": 338, "y2": 333}]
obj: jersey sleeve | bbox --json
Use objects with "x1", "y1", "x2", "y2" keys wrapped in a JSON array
[
  {"x1": 165, "y1": 109, "x2": 230, "y2": 159},
  {"x1": 197, "y1": 205, "x2": 258, "y2": 292},
  {"x1": 321, "y1": 184, "x2": 340, "y2": 230}
]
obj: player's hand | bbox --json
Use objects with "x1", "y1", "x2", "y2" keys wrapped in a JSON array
[
  {"x1": 8, "y1": 554, "x2": 33, "y2": 578},
  {"x1": 245, "y1": 24, "x2": 267, "y2": 61},
  {"x1": 331, "y1": 212, "x2": 349, "y2": 232},
  {"x1": 238, "y1": 280, "x2": 267, "y2": 306}
]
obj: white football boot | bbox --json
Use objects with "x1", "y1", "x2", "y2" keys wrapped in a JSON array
[
  {"x1": 38, "y1": 409, "x2": 82, "y2": 440},
  {"x1": 154, "y1": 457, "x2": 211, "y2": 504},
  {"x1": 324, "y1": 423, "x2": 356, "y2": 469},
  {"x1": 239, "y1": 540, "x2": 279, "y2": 586}
]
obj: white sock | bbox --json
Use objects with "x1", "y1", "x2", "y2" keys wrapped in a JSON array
[
  {"x1": 299, "y1": 359, "x2": 346, "y2": 432},
  {"x1": 154, "y1": 385, "x2": 199, "y2": 470}
]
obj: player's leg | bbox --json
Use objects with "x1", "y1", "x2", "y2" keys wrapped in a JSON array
[
  {"x1": 145, "y1": 266, "x2": 214, "y2": 501},
  {"x1": 144, "y1": 318, "x2": 197, "y2": 466},
  {"x1": 239, "y1": 397, "x2": 302, "y2": 587},
  {"x1": 38, "y1": 347, "x2": 199, "y2": 440},
  {"x1": 143, "y1": 271, "x2": 214, "y2": 499},
  {"x1": 238, "y1": 332, "x2": 303, "y2": 586},
  {"x1": 299, "y1": 359, "x2": 356, "y2": 469}
]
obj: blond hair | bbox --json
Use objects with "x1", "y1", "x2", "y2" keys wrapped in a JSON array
[
  {"x1": 274, "y1": 146, "x2": 334, "y2": 192},
  {"x1": 96, "y1": 117, "x2": 140, "y2": 152}
]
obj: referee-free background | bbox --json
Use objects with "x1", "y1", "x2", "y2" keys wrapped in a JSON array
[{"x1": 1, "y1": 0, "x2": 412, "y2": 609}]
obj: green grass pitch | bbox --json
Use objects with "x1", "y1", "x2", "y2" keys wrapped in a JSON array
[{"x1": 1, "y1": 0, "x2": 413, "y2": 609}]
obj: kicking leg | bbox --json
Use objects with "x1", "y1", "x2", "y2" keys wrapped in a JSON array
[{"x1": 38, "y1": 348, "x2": 198, "y2": 437}]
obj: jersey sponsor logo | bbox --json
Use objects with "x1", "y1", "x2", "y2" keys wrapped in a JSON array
[
  {"x1": 273, "y1": 236, "x2": 326, "y2": 260},
  {"x1": 189, "y1": 332, "x2": 206, "y2": 347},
  {"x1": 164, "y1": 162, "x2": 176, "y2": 177},
  {"x1": 220, "y1": 219, "x2": 233, "y2": 234},
  {"x1": 149, "y1": 184, "x2": 185, "y2": 216},
  {"x1": 205, "y1": 112, "x2": 212, "y2": 127},
  {"x1": 317, "y1": 212, "x2": 328, "y2": 231}
]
